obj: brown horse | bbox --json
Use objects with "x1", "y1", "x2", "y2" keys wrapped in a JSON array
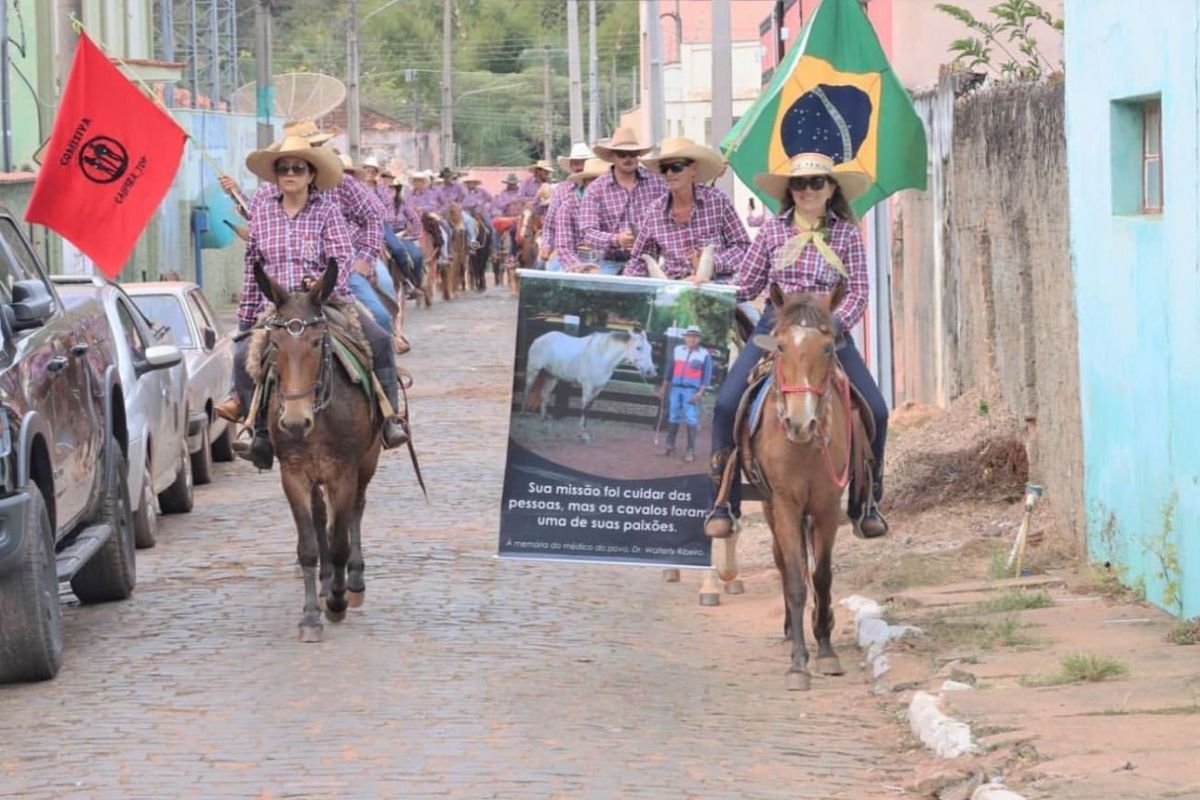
[
  {"x1": 418, "y1": 212, "x2": 443, "y2": 307},
  {"x1": 442, "y1": 205, "x2": 469, "y2": 301},
  {"x1": 251, "y1": 259, "x2": 382, "y2": 642},
  {"x1": 747, "y1": 286, "x2": 860, "y2": 691}
]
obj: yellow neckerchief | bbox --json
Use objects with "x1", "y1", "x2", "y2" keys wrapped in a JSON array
[{"x1": 772, "y1": 214, "x2": 847, "y2": 278}]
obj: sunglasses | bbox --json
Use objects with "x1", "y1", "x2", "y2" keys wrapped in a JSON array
[
  {"x1": 274, "y1": 161, "x2": 312, "y2": 176},
  {"x1": 788, "y1": 175, "x2": 830, "y2": 191},
  {"x1": 658, "y1": 160, "x2": 693, "y2": 175}
]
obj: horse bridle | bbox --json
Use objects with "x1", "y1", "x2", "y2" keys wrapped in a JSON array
[
  {"x1": 264, "y1": 312, "x2": 334, "y2": 414},
  {"x1": 770, "y1": 328, "x2": 852, "y2": 489}
]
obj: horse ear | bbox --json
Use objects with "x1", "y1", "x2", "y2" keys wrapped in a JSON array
[
  {"x1": 310, "y1": 258, "x2": 338, "y2": 305},
  {"x1": 253, "y1": 259, "x2": 288, "y2": 308},
  {"x1": 752, "y1": 333, "x2": 779, "y2": 353},
  {"x1": 769, "y1": 283, "x2": 786, "y2": 309}
]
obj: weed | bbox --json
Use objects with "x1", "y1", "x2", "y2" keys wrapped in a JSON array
[
  {"x1": 1143, "y1": 493, "x2": 1183, "y2": 615},
  {"x1": 1083, "y1": 704, "x2": 1200, "y2": 717},
  {"x1": 1022, "y1": 653, "x2": 1129, "y2": 686},
  {"x1": 926, "y1": 614, "x2": 1036, "y2": 651},
  {"x1": 977, "y1": 397, "x2": 990, "y2": 416},
  {"x1": 988, "y1": 548, "x2": 1010, "y2": 580},
  {"x1": 969, "y1": 589, "x2": 1053, "y2": 615},
  {"x1": 1167, "y1": 619, "x2": 1200, "y2": 646}
]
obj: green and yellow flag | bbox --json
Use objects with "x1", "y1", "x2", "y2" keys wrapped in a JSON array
[{"x1": 722, "y1": 0, "x2": 928, "y2": 215}]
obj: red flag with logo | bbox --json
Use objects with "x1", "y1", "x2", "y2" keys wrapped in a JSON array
[{"x1": 25, "y1": 34, "x2": 186, "y2": 277}]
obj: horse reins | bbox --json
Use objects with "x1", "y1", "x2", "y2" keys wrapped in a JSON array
[
  {"x1": 265, "y1": 312, "x2": 334, "y2": 414},
  {"x1": 772, "y1": 347, "x2": 852, "y2": 490}
]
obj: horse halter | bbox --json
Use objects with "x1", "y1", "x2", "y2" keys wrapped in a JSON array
[{"x1": 264, "y1": 311, "x2": 334, "y2": 412}]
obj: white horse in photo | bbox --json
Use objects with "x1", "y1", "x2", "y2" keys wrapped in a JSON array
[{"x1": 523, "y1": 327, "x2": 658, "y2": 442}]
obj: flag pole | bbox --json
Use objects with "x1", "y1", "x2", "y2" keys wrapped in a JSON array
[{"x1": 68, "y1": 14, "x2": 249, "y2": 216}]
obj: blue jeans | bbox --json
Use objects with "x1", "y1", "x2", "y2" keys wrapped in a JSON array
[
  {"x1": 385, "y1": 227, "x2": 424, "y2": 286},
  {"x1": 349, "y1": 269, "x2": 393, "y2": 332},
  {"x1": 594, "y1": 259, "x2": 625, "y2": 275},
  {"x1": 545, "y1": 255, "x2": 563, "y2": 272},
  {"x1": 710, "y1": 307, "x2": 888, "y2": 515},
  {"x1": 461, "y1": 213, "x2": 477, "y2": 246},
  {"x1": 669, "y1": 385, "x2": 701, "y2": 425}
]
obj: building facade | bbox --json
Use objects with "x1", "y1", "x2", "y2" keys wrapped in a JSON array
[{"x1": 1065, "y1": 0, "x2": 1200, "y2": 617}]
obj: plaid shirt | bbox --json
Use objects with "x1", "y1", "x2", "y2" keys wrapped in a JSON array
[
  {"x1": 734, "y1": 211, "x2": 869, "y2": 330},
  {"x1": 625, "y1": 185, "x2": 750, "y2": 279},
  {"x1": 333, "y1": 175, "x2": 384, "y2": 265},
  {"x1": 432, "y1": 181, "x2": 466, "y2": 213},
  {"x1": 551, "y1": 186, "x2": 591, "y2": 272},
  {"x1": 238, "y1": 191, "x2": 353, "y2": 325},
  {"x1": 462, "y1": 186, "x2": 494, "y2": 218},
  {"x1": 541, "y1": 181, "x2": 575, "y2": 258},
  {"x1": 391, "y1": 199, "x2": 423, "y2": 239},
  {"x1": 578, "y1": 166, "x2": 667, "y2": 260},
  {"x1": 519, "y1": 176, "x2": 551, "y2": 212},
  {"x1": 493, "y1": 188, "x2": 523, "y2": 216},
  {"x1": 409, "y1": 187, "x2": 440, "y2": 215}
]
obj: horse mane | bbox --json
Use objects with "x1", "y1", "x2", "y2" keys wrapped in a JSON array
[
  {"x1": 446, "y1": 204, "x2": 463, "y2": 225},
  {"x1": 776, "y1": 294, "x2": 835, "y2": 332}
]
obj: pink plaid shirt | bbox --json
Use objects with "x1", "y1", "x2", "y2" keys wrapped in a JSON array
[
  {"x1": 519, "y1": 176, "x2": 551, "y2": 212},
  {"x1": 462, "y1": 186, "x2": 494, "y2": 218},
  {"x1": 734, "y1": 211, "x2": 869, "y2": 330},
  {"x1": 409, "y1": 187, "x2": 440, "y2": 215},
  {"x1": 551, "y1": 185, "x2": 591, "y2": 272},
  {"x1": 238, "y1": 191, "x2": 353, "y2": 325},
  {"x1": 578, "y1": 166, "x2": 667, "y2": 260},
  {"x1": 541, "y1": 181, "x2": 574, "y2": 258},
  {"x1": 433, "y1": 181, "x2": 466, "y2": 213},
  {"x1": 334, "y1": 175, "x2": 384, "y2": 266},
  {"x1": 391, "y1": 198, "x2": 423, "y2": 239},
  {"x1": 493, "y1": 188, "x2": 522, "y2": 216},
  {"x1": 624, "y1": 185, "x2": 750, "y2": 279}
]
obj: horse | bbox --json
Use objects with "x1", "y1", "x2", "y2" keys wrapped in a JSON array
[
  {"x1": 466, "y1": 209, "x2": 492, "y2": 292},
  {"x1": 249, "y1": 258, "x2": 383, "y2": 643},
  {"x1": 745, "y1": 286, "x2": 861, "y2": 691},
  {"x1": 518, "y1": 203, "x2": 545, "y2": 272},
  {"x1": 418, "y1": 212, "x2": 443, "y2": 307},
  {"x1": 442, "y1": 204, "x2": 470, "y2": 301},
  {"x1": 523, "y1": 327, "x2": 657, "y2": 443}
]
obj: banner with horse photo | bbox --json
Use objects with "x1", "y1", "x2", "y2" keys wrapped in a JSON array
[{"x1": 499, "y1": 271, "x2": 738, "y2": 568}]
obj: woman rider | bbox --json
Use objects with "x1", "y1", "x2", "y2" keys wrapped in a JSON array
[
  {"x1": 704, "y1": 153, "x2": 889, "y2": 540},
  {"x1": 216, "y1": 135, "x2": 409, "y2": 469}
]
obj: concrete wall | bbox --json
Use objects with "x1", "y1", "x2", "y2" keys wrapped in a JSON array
[
  {"x1": 1065, "y1": 0, "x2": 1200, "y2": 618},
  {"x1": 892, "y1": 79, "x2": 1085, "y2": 554}
]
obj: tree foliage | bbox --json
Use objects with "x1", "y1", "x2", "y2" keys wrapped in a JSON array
[{"x1": 936, "y1": 1, "x2": 1063, "y2": 81}]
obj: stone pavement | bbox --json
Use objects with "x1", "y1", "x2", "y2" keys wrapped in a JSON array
[{"x1": 0, "y1": 286, "x2": 911, "y2": 799}]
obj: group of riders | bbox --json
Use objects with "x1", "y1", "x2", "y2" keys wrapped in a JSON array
[{"x1": 214, "y1": 118, "x2": 889, "y2": 541}]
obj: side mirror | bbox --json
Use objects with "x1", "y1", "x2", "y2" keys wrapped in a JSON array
[
  {"x1": 202, "y1": 326, "x2": 217, "y2": 350},
  {"x1": 9, "y1": 279, "x2": 54, "y2": 330},
  {"x1": 137, "y1": 344, "x2": 183, "y2": 373}
]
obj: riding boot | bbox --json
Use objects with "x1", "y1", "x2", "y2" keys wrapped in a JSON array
[
  {"x1": 232, "y1": 404, "x2": 274, "y2": 471},
  {"x1": 375, "y1": 366, "x2": 411, "y2": 449},
  {"x1": 849, "y1": 477, "x2": 889, "y2": 539},
  {"x1": 658, "y1": 423, "x2": 678, "y2": 456},
  {"x1": 685, "y1": 425, "x2": 697, "y2": 462},
  {"x1": 703, "y1": 446, "x2": 737, "y2": 539}
]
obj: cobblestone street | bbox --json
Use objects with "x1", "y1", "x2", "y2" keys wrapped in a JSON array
[{"x1": 0, "y1": 287, "x2": 909, "y2": 799}]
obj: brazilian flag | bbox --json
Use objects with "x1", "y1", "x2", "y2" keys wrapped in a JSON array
[{"x1": 722, "y1": 0, "x2": 928, "y2": 216}]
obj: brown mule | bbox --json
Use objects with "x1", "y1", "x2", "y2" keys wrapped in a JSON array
[{"x1": 252, "y1": 259, "x2": 383, "y2": 643}]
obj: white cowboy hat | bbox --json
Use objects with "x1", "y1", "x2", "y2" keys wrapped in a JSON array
[
  {"x1": 410, "y1": 169, "x2": 434, "y2": 182},
  {"x1": 246, "y1": 134, "x2": 343, "y2": 192},
  {"x1": 593, "y1": 127, "x2": 653, "y2": 161},
  {"x1": 361, "y1": 156, "x2": 381, "y2": 170},
  {"x1": 683, "y1": 325, "x2": 702, "y2": 336},
  {"x1": 567, "y1": 157, "x2": 609, "y2": 184},
  {"x1": 282, "y1": 119, "x2": 338, "y2": 146},
  {"x1": 753, "y1": 152, "x2": 870, "y2": 203},
  {"x1": 557, "y1": 142, "x2": 595, "y2": 172},
  {"x1": 641, "y1": 137, "x2": 726, "y2": 184},
  {"x1": 528, "y1": 159, "x2": 553, "y2": 173}
]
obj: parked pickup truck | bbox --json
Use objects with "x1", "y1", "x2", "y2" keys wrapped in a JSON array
[{"x1": 0, "y1": 208, "x2": 178, "y2": 683}]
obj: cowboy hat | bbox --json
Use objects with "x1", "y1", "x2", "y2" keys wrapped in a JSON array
[
  {"x1": 246, "y1": 135, "x2": 343, "y2": 192},
  {"x1": 410, "y1": 169, "x2": 434, "y2": 182},
  {"x1": 557, "y1": 142, "x2": 595, "y2": 172},
  {"x1": 753, "y1": 152, "x2": 870, "y2": 203},
  {"x1": 361, "y1": 156, "x2": 381, "y2": 171},
  {"x1": 502, "y1": 172, "x2": 519, "y2": 186},
  {"x1": 438, "y1": 166, "x2": 460, "y2": 179},
  {"x1": 463, "y1": 173, "x2": 483, "y2": 184},
  {"x1": 593, "y1": 127, "x2": 653, "y2": 161},
  {"x1": 567, "y1": 157, "x2": 609, "y2": 184},
  {"x1": 641, "y1": 137, "x2": 726, "y2": 184},
  {"x1": 528, "y1": 160, "x2": 553, "y2": 173},
  {"x1": 683, "y1": 325, "x2": 702, "y2": 336},
  {"x1": 282, "y1": 119, "x2": 337, "y2": 146}
]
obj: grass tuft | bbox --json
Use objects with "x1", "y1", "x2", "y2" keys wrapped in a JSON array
[
  {"x1": 1167, "y1": 619, "x2": 1199, "y2": 646},
  {"x1": 969, "y1": 589, "x2": 1053, "y2": 615},
  {"x1": 1021, "y1": 653, "x2": 1129, "y2": 687}
]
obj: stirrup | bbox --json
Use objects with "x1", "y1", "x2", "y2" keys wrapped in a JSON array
[
  {"x1": 704, "y1": 504, "x2": 737, "y2": 539},
  {"x1": 851, "y1": 507, "x2": 889, "y2": 539}
]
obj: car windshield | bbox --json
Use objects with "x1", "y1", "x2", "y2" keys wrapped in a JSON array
[{"x1": 130, "y1": 294, "x2": 194, "y2": 347}]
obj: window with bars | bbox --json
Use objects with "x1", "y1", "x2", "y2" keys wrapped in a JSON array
[
  {"x1": 1110, "y1": 94, "x2": 1164, "y2": 216},
  {"x1": 1141, "y1": 100, "x2": 1162, "y2": 213}
]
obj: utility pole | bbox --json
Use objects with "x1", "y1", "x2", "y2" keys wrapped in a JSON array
[
  {"x1": 347, "y1": 0, "x2": 362, "y2": 163},
  {"x1": 566, "y1": 0, "x2": 583, "y2": 143},
  {"x1": 440, "y1": 0, "x2": 454, "y2": 169},
  {"x1": 542, "y1": 46, "x2": 553, "y2": 161},
  {"x1": 712, "y1": 0, "x2": 733, "y2": 192},
  {"x1": 588, "y1": 0, "x2": 599, "y2": 143},
  {"x1": 645, "y1": 0, "x2": 665, "y2": 146},
  {"x1": 254, "y1": 0, "x2": 274, "y2": 147},
  {"x1": 610, "y1": 57, "x2": 618, "y2": 134}
]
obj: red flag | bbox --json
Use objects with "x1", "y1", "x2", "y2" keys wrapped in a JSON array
[{"x1": 25, "y1": 34, "x2": 186, "y2": 277}]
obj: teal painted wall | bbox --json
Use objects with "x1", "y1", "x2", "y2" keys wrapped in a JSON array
[{"x1": 1065, "y1": 0, "x2": 1200, "y2": 617}]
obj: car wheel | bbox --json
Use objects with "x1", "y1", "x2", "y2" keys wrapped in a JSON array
[
  {"x1": 132, "y1": 450, "x2": 157, "y2": 549},
  {"x1": 211, "y1": 421, "x2": 234, "y2": 463},
  {"x1": 71, "y1": 441, "x2": 136, "y2": 604},
  {"x1": 0, "y1": 484, "x2": 64, "y2": 683},
  {"x1": 158, "y1": 439, "x2": 194, "y2": 514},
  {"x1": 191, "y1": 424, "x2": 213, "y2": 485}
]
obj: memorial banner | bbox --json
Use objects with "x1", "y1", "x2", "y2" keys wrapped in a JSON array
[{"x1": 499, "y1": 271, "x2": 737, "y2": 568}]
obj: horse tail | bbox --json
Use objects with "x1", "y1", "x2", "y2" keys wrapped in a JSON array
[{"x1": 524, "y1": 369, "x2": 546, "y2": 412}]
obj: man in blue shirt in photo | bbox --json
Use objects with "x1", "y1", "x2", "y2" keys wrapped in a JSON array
[{"x1": 658, "y1": 326, "x2": 713, "y2": 462}]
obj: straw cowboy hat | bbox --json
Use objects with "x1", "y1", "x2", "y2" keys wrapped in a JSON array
[
  {"x1": 410, "y1": 169, "x2": 434, "y2": 183},
  {"x1": 502, "y1": 172, "x2": 520, "y2": 186},
  {"x1": 528, "y1": 159, "x2": 553, "y2": 173},
  {"x1": 641, "y1": 137, "x2": 726, "y2": 184},
  {"x1": 246, "y1": 135, "x2": 343, "y2": 192},
  {"x1": 593, "y1": 127, "x2": 653, "y2": 161},
  {"x1": 282, "y1": 119, "x2": 337, "y2": 146},
  {"x1": 683, "y1": 325, "x2": 702, "y2": 337},
  {"x1": 567, "y1": 157, "x2": 609, "y2": 184},
  {"x1": 463, "y1": 173, "x2": 483, "y2": 184},
  {"x1": 753, "y1": 152, "x2": 870, "y2": 203},
  {"x1": 361, "y1": 156, "x2": 381, "y2": 171},
  {"x1": 557, "y1": 142, "x2": 595, "y2": 172}
]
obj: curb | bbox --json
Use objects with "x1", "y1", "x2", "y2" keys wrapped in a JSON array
[{"x1": 840, "y1": 594, "x2": 924, "y2": 680}]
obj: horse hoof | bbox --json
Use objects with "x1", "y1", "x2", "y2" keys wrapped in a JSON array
[
  {"x1": 662, "y1": 568, "x2": 681, "y2": 583},
  {"x1": 815, "y1": 656, "x2": 844, "y2": 676},
  {"x1": 299, "y1": 625, "x2": 323, "y2": 643},
  {"x1": 325, "y1": 607, "x2": 346, "y2": 624},
  {"x1": 785, "y1": 670, "x2": 812, "y2": 692},
  {"x1": 724, "y1": 579, "x2": 745, "y2": 595},
  {"x1": 699, "y1": 591, "x2": 720, "y2": 607},
  {"x1": 346, "y1": 590, "x2": 365, "y2": 609}
]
